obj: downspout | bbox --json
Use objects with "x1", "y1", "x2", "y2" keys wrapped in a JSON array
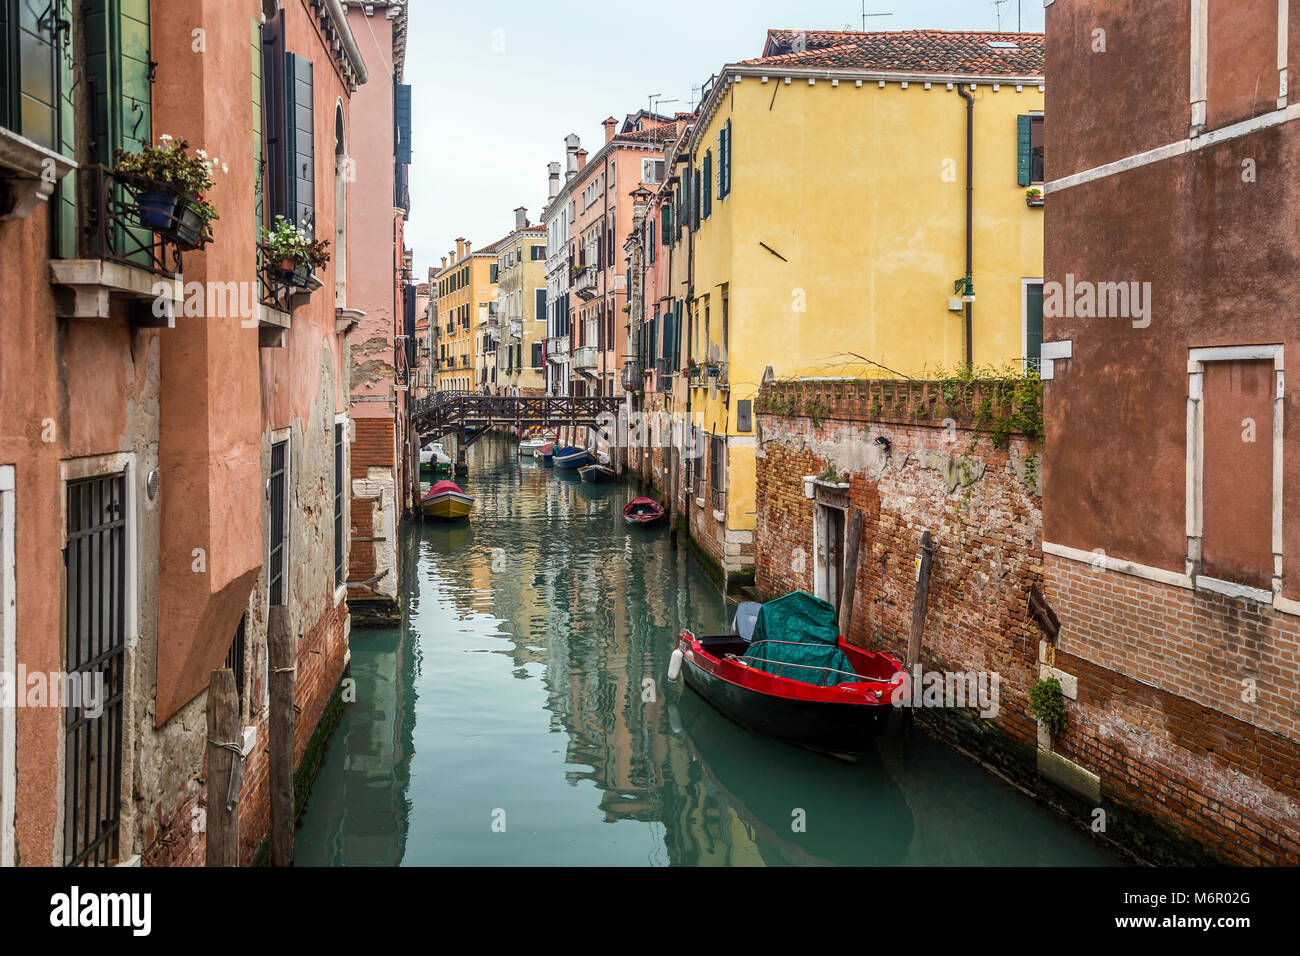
[
  {"x1": 956, "y1": 83, "x2": 974, "y2": 368},
  {"x1": 323, "y1": 0, "x2": 370, "y2": 86}
]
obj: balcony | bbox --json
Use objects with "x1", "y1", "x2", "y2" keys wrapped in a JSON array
[
  {"x1": 574, "y1": 264, "x2": 598, "y2": 301},
  {"x1": 621, "y1": 361, "x2": 641, "y2": 391},
  {"x1": 573, "y1": 346, "x2": 600, "y2": 372},
  {"x1": 547, "y1": 335, "x2": 569, "y2": 364},
  {"x1": 49, "y1": 165, "x2": 188, "y2": 325},
  {"x1": 655, "y1": 357, "x2": 673, "y2": 392}
]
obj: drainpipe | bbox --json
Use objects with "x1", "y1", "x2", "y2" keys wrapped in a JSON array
[{"x1": 956, "y1": 83, "x2": 974, "y2": 368}]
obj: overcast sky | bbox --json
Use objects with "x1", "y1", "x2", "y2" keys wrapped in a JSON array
[{"x1": 399, "y1": 0, "x2": 1046, "y2": 279}]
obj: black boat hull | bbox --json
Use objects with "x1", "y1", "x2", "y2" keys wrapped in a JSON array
[{"x1": 681, "y1": 655, "x2": 892, "y2": 761}]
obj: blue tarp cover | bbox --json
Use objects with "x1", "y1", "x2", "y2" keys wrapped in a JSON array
[{"x1": 741, "y1": 591, "x2": 859, "y2": 687}]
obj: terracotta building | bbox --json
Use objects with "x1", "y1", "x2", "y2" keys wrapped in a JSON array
[
  {"x1": 0, "y1": 0, "x2": 368, "y2": 866},
  {"x1": 1041, "y1": 0, "x2": 1300, "y2": 863},
  {"x1": 342, "y1": 0, "x2": 412, "y2": 627}
]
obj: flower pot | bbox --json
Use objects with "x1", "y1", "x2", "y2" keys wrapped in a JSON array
[{"x1": 137, "y1": 191, "x2": 180, "y2": 231}]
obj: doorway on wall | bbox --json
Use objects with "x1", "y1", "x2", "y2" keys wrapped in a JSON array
[{"x1": 814, "y1": 502, "x2": 846, "y2": 616}]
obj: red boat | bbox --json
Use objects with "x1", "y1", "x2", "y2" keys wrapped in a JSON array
[
  {"x1": 670, "y1": 592, "x2": 903, "y2": 761},
  {"x1": 622, "y1": 496, "x2": 665, "y2": 526}
]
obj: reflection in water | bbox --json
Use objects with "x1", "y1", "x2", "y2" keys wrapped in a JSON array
[{"x1": 296, "y1": 434, "x2": 1115, "y2": 866}]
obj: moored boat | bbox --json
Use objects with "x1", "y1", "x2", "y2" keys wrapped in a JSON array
[
  {"x1": 578, "y1": 463, "x2": 616, "y2": 483},
  {"x1": 622, "y1": 497, "x2": 665, "y2": 526},
  {"x1": 669, "y1": 591, "x2": 903, "y2": 761},
  {"x1": 419, "y1": 442, "x2": 452, "y2": 476},
  {"x1": 552, "y1": 446, "x2": 590, "y2": 469},
  {"x1": 421, "y1": 479, "x2": 474, "y2": 520},
  {"x1": 534, "y1": 442, "x2": 554, "y2": 464},
  {"x1": 519, "y1": 431, "x2": 547, "y2": 455}
]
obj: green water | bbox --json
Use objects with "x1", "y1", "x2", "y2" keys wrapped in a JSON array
[{"x1": 295, "y1": 434, "x2": 1115, "y2": 866}]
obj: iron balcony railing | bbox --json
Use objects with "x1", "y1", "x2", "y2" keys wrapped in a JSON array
[
  {"x1": 655, "y1": 358, "x2": 673, "y2": 392},
  {"x1": 711, "y1": 487, "x2": 726, "y2": 513},
  {"x1": 74, "y1": 164, "x2": 190, "y2": 276},
  {"x1": 621, "y1": 361, "x2": 641, "y2": 390}
]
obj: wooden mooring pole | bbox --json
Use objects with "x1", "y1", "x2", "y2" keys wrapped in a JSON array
[
  {"x1": 268, "y1": 605, "x2": 296, "y2": 866},
  {"x1": 838, "y1": 509, "x2": 863, "y2": 638},
  {"x1": 907, "y1": 530, "x2": 934, "y2": 669},
  {"x1": 205, "y1": 668, "x2": 239, "y2": 867}
]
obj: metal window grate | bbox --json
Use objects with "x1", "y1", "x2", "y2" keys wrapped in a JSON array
[
  {"x1": 225, "y1": 613, "x2": 247, "y2": 714},
  {"x1": 63, "y1": 473, "x2": 127, "y2": 867},
  {"x1": 333, "y1": 423, "x2": 344, "y2": 588},
  {"x1": 269, "y1": 440, "x2": 287, "y2": 606}
]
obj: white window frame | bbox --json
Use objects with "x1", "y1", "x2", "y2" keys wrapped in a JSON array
[
  {"x1": 1186, "y1": 345, "x2": 1284, "y2": 605},
  {"x1": 0, "y1": 465, "x2": 14, "y2": 867}
]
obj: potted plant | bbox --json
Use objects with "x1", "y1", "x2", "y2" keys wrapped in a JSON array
[
  {"x1": 1026, "y1": 187, "x2": 1044, "y2": 207},
  {"x1": 114, "y1": 134, "x2": 224, "y2": 250},
  {"x1": 261, "y1": 215, "x2": 331, "y2": 289},
  {"x1": 814, "y1": 462, "x2": 851, "y2": 489}
]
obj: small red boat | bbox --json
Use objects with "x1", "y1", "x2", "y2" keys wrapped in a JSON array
[
  {"x1": 622, "y1": 496, "x2": 666, "y2": 526},
  {"x1": 670, "y1": 592, "x2": 903, "y2": 761}
]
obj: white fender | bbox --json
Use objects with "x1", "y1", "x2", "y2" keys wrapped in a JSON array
[{"x1": 667, "y1": 647, "x2": 684, "y2": 682}]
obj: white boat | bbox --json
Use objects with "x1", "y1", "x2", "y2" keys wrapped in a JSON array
[
  {"x1": 519, "y1": 436, "x2": 547, "y2": 455},
  {"x1": 420, "y1": 443, "x2": 452, "y2": 474}
]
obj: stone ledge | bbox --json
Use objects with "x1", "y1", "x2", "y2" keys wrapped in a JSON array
[{"x1": 1037, "y1": 748, "x2": 1101, "y2": 803}]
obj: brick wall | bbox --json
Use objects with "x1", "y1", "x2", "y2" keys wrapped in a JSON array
[
  {"x1": 754, "y1": 377, "x2": 1299, "y2": 864},
  {"x1": 755, "y1": 384, "x2": 1044, "y2": 764},
  {"x1": 348, "y1": 417, "x2": 393, "y2": 587},
  {"x1": 1047, "y1": 554, "x2": 1300, "y2": 865}
]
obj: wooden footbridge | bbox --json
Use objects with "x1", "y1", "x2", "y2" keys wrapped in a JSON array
[{"x1": 411, "y1": 392, "x2": 622, "y2": 447}]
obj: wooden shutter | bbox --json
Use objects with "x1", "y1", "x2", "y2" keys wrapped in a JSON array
[
  {"x1": 535, "y1": 288, "x2": 546, "y2": 320},
  {"x1": 85, "y1": 0, "x2": 152, "y2": 164},
  {"x1": 285, "y1": 52, "x2": 314, "y2": 236},
  {"x1": 394, "y1": 83, "x2": 411, "y2": 164},
  {"x1": 662, "y1": 204, "x2": 672, "y2": 244},
  {"x1": 703, "y1": 151, "x2": 712, "y2": 219},
  {"x1": 1024, "y1": 282, "x2": 1043, "y2": 371},
  {"x1": 721, "y1": 120, "x2": 732, "y2": 198},
  {"x1": 1017, "y1": 114, "x2": 1031, "y2": 186},
  {"x1": 54, "y1": 0, "x2": 77, "y2": 256}
]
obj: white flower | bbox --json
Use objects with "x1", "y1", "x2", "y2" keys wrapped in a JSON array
[
  {"x1": 196, "y1": 148, "x2": 208, "y2": 158},
  {"x1": 221, "y1": 163, "x2": 229, "y2": 174},
  {"x1": 159, "y1": 133, "x2": 173, "y2": 142}
]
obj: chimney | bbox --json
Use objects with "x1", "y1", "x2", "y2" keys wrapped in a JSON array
[
  {"x1": 565, "y1": 133, "x2": 581, "y2": 178},
  {"x1": 514, "y1": 206, "x2": 528, "y2": 230},
  {"x1": 464, "y1": 240, "x2": 472, "y2": 256},
  {"x1": 548, "y1": 162, "x2": 561, "y2": 199},
  {"x1": 455, "y1": 237, "x2": 466, "y2": 260},
  {"x1": 602, "y1": 116, "x2": 617, "y2": 143},
  {"x1": 441, "y1": 256, "x2": 447, "y2": 270},
  {"x1": 576, "y1": 148, "x2": 588, "y2": 171}
]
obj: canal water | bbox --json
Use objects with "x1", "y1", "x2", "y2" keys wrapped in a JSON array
[{"x1": 296, "y1": 433, "x2": 1115, "y2": 866}]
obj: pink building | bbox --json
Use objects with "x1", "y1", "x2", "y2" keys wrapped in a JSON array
[{"x1": 565, "y1": 113, "x2": 677, "y2": 397}]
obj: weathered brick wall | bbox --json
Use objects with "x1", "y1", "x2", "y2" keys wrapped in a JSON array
[
  {"x1": 755, "y1": 386, "x2": 1044, "y2": 764},
  {"x1": 755, "y1": 377, "x2": 1299, "y2": 864},
  {"x1": 1047, "y1": 554, "x2": 1300, "y2": 865},
  {"x1": 348, "y1": 417, "x2": 393, "y2": 586}
]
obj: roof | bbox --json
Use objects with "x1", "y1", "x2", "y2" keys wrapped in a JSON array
[{"x1": 750, "y1": 29, "x2": 1044, "y2": 77}]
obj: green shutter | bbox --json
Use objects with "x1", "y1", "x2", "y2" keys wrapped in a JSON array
[
  {"x1": 702, "y1": 151, "x2": 711, "y2": 219},
  {"x1": 394, "y1": 83, "x2": 411, "y2": 164},
  {"x1": 85, "y1": 0, "x2": 152, "y2": 163},
  {"x1": 54, "y1": 0, "x2": 77, "y2": 257},
  {"x1": 724, "y1": 120, "x2": 732, "y2": 196},
  {"x1": 662, "y1": 204, "x2": 672, "y2": 244},
  {"x1": 1017, "y1": 114, "x2": 1031, "y2": 186},
  {"x1": 285, "y1": 52, "x2": 314, "y2": 236}
]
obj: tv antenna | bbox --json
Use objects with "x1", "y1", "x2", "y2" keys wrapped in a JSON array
[
  {"x1": 860, "y1": 2, "x2": 892, "y2": 30},
  {"x1": 992, "y1": 0, "x2": 1009, "y2": 30}
]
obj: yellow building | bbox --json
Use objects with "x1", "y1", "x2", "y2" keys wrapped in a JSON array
[
  {"x1": 493, "y1": 211, "x2": 548, "y2": 395},
  {"x1": 669, "y1": 29, "x2": 1045, "y2": 587},
  {"x1": 433, "y1": 237, "x2": 500, "y2": 392}
]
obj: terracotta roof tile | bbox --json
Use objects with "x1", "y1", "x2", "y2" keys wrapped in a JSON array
[{"x1": 749, "y1": 29, "x2": 1044, "y2": 76}]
